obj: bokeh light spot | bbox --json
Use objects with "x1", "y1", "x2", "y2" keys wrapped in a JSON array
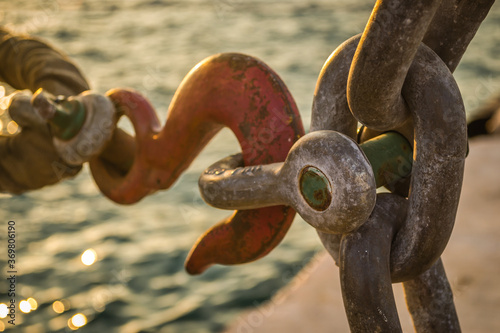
[
  {"x1": 0, "y1": 89, "x2": 13, "y2": 112},
  {"x1": 20, "y1": 300, "x2": 31, "y2": 313},
  {"x1": 52, "y1": 300, "x2": 70, "y2": 314},
  {"x1": 6, "y1": 121, "x2": 18, "y2": 135},
  {"x1": 81, "y1": 248, "x2": 97, "y2": 266},
  {"x1": 68, "y1": 313, "x2": 87, "y2": 330},
  {"x1": 0, "y1": 303, "x2": 7, "y2": 318},
  {"x1": 27, "y1": 297, "x2": 38, "y2": 310}
]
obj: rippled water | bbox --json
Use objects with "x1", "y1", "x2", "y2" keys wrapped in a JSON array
[{"x1": 0, "y1": 1, "x2": 499, "y2": 332}]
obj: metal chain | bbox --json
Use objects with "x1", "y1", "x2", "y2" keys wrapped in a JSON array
[
  {"x1": 7, "y1": 1, "x2": 496, "y2": 332},
  {"x1": 313, "y1": 0, "x2": 494, "y2": 331}
]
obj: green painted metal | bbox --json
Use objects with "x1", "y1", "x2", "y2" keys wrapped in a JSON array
[
  {"x1": 49, "y1": 99, "x2": 86, "y2": 141},
  {"x1": 299, "y1": 166, "x2": 332, "y2": 211},
  {"x1": 360, "y1": 131, "x2": 413, "y2": 188}
]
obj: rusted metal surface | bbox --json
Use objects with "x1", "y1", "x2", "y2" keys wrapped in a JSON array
[
  {"x1": 340, "y1": 194, "x2": 461, "y2": 332},
  {"x1": 347, "y1": 0, "x2": 442, "y2": 131},
  {"x1": 389, "y1": 42, "x2": 467, "y2": 282},
  {"x1": 299, "y1": 166, "x2": 332, "y2": 211},
  {"x1": 193, "y1": 0, "x2": 492, "y2": 327},
  {"x1": 403, "y1": 258, "x2": 461, "y2": 332},
  {"x1": 87, "y1": 53, "x2": 305, "y2": 273},
  {"x1": 423, "y1": 0, "x2": 496, "y2": 72},
  {"x1": 347, "y1": 0, "x2": 495, "y2": 131},
  {"x1": 89, "y1": 53, "x2": 304, "y2": 203},
  {"x1": 18, "y1": 52, "x2": 305, "y2": 273},
  {"x1": 340, "y1": 193, "x2": 407, "y2": 332}
]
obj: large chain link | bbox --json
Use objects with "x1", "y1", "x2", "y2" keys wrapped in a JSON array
[{"x1": 313, "y1": 0, "x2": 494, "y2": 331}]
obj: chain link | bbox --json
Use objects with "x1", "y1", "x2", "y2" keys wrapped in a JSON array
[{"x1": 313, "y1": 0, "x2": 493, "y2": 331}]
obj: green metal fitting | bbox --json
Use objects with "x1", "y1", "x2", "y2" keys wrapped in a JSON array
[
  {"x1": 32, "y1": 88, "x2": 115, "y2": 165},
  {"x1": 48, "y1": 99, "x2": 86, "y2": 141},
  {"x1": 360, "y1": 131, "x2": 413, "y2": 188}
]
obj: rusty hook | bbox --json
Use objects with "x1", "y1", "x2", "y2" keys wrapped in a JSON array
[{"x1": 37, "y1": 53, "x2": 306, "y2": 274}]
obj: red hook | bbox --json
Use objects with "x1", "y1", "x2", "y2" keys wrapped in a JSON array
[{"x1": 88, "y1": 53, "x2": 305, "y2": 273}]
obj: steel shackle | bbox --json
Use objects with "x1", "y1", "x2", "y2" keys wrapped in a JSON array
[{"x1": 199, "y1": 130, "x2": 412, "y2": 234}]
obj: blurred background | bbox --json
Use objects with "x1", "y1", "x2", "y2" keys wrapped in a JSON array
[{"x1": 0, "y1": 1, "x2": 499, "y2": 332}]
